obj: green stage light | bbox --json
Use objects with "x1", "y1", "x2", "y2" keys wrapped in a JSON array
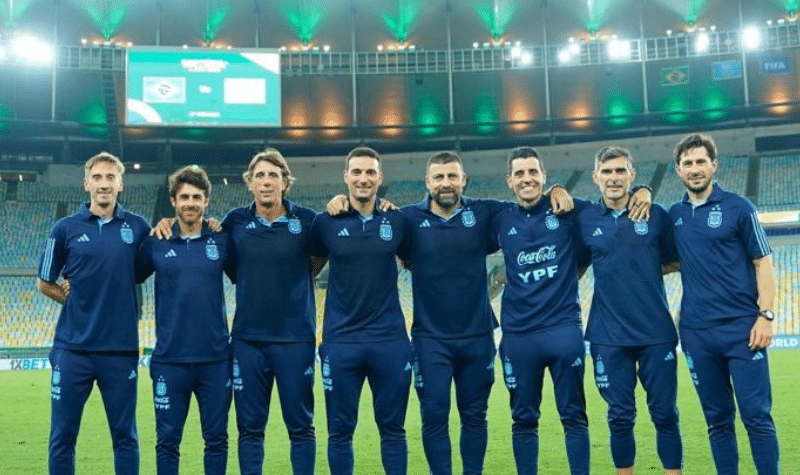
[
  {"x1": 81, "y1": 0, "x2": 129, "y2": 40},
  {"x1": 586, "y1": 0, "x2": 612, "y2": 33},
  {"x1": 658, "y1": 93, "x2": 689, "y2": 124},
  {"x1": 474, "y1": 1, "x2": 516, "y2": 40},
  {"x1": 181, "y1": 128, "x2": 210, "y2": 139},
  {"x1": 78, "y1": 100, "x2": 109, "y2": 136},
  {"x1": 605, "y1": 92, "x2": 635, "y2": 128},
  {"x1": 381, "y1": 0, "x2": 422, "y2": 44},
  {"x1": 785, "y1": 0, "x2": 799, "y2": 14},
  {"x1": 700, "y1": 87, "x2": 730, "y2": 121},
  {"x1": 1, "y1": 0, "x2": 36, "y2": 27},
  {"x1": 283, "y1": 1, "x2": 324, "y2": 45},
  {"x1": 202, "y1": 1, "x2": 230, "y2": 45},
  {"x1": 474, "y1": 96, "x2": 499, "y2": 134},
  {"x1": 0, "y1": 103, "x2": 11, "y2": 132},
  {"x1": 684, "y1": 0, "x2": 707, "y2": 26},
  {"x1": 413, "y1": 96, "x2": 443, "y2": 136}
]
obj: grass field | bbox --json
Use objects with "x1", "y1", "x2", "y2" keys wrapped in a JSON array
[{"x1": 1, "y1": 350, "x2": 798, "y2": 474}]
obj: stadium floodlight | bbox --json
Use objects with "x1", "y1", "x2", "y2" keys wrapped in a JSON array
[
  {"x1": 558, "y1": 48, "x2": 571, "y2": 64},
  {"x1": 743, "y1": 26, "x2": 761, "y2": 50},
  {"x1": 473, "y1": 42, "x2": 479, "y2": 49},
  {"x1": 520, "y1": 51, "x2": 533, "y2": 65},
  {"x1": 511, "y1": 45, "x2": 521, "y2": 58},
  {"x1": 569, "y1": 42, "x2": 580, "y2": 55},
  {"x1": 608, "y1": 39, "x2": 631, "y2": 60},
  {"x1": 323, "y1": 44, "x2": 330, "y2": 52},
  {"x1": 12, "y1": 33, "x2": 53, "y2": 65},
  {"x1": 695, "y1": 32, "x2": 710, "y2": 53}
]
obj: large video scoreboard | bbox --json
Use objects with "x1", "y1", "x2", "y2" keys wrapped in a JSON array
[{"x1": 125, "y1": 47, "x2": 281, "y2": 127}]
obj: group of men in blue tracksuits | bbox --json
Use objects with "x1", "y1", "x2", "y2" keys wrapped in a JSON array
[{"x1": 37, "y1": 132, "x2": 780, "y2": 475}]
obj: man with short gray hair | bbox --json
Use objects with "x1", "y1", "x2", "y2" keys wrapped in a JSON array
[{"x1": 578, "y1": 146, "x2": 682, "y2": 475}]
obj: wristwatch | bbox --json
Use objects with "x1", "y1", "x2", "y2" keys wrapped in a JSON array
[{"x1": 758, "y1": 310, "x2": 775, "y2": 321}]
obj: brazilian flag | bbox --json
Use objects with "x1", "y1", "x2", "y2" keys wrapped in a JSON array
[{"x1": 660, "y1": 66, "x2": 689, "y2": 86}]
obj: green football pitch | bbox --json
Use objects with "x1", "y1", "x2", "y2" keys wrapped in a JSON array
[{"x1": 1, "y1": 350, "x2": 798, "y2": 474}]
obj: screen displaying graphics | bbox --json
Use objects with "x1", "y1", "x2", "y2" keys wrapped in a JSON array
[{"x1": 125, "y1": 47, "x2": 281, "y2": 127}]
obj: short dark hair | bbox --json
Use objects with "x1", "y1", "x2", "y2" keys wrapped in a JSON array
[
  {"x1": 594, "y1": 146, "x2": 634, "y2": 170},
  {"x1": 673, "y1": 133, "x2": 717, "y2": 165},
  {"x1": 427, "y1": 151, "x2": 462, "y2": 170},
  {"x1": 169, "y1": 165, "x2": 211, "y2": 199},
  {"x1": 507, "y1": 146, "x2": 542, "y2": 175},
  {"x1": 243, "y1": 148, "x2": 296, "y2": 196},
  {"x1": 345, "y1": 146, "x2": 381, "y2": 169}
]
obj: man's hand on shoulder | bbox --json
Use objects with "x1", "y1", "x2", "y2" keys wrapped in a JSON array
[
  {"x1": 547, "y1": 185, "x2": 574, "y2": 215},
  {"x1": 326, "y1": 195, "x2": 349, "y2": 215},
  {"x1": 628, "y1": 186, "x2": 652, "y2": 221},
  {"x1": 150, "y1": 218, "x2": 175, "y2": 239},
  {"x1": 205, "y1": 217, "x2": 222, "y2": 232},
  {"x1": 378, "y1": 198, "x2": 398, "y2": 212}
]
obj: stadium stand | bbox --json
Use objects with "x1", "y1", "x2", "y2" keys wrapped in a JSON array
[
  {"x1": 773, "y1": 244, "x2": 800, "y2": 335},
  {"x1": 17, "y1": 183, "x2": 159, "y2": 222},
  {"x1": 16, "y1": 182, "x2": 86, "y2": 203},
  {"x1": 757, "y1": 154, "x2": 800, "y2": 211},
  {"x1": 0, "y1": 276, "x2": 58, "y2": 348},
  {"x1": 0, "y1": 202, "x2": 57, "y2": 268},
  {"x1": 384, "y1": 180, "x2": 427, "y2": 205},
  {"x1": 206, "y1": 183, "x2": 251, "y2": 220}
]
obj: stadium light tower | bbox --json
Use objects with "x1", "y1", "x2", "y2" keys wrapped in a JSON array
[
  {"x1": 742, "y1": 25, "x2": 761, "y2": 50},
  {"x1": 608, "y1": 38, "x2": 631, "y2": 60},
  {"x1": 11, "y1": 33, "x2": 53, "y2": 65},
  {"x1": 695, "y1": 32, "x2": 710, "y2": 53}
]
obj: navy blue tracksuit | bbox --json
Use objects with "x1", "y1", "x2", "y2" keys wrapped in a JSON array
[
  {"x1": 39, "y1": 203, "x2": 150, "y2": 475},
  {"x1": 577, "y1": 202, "x2": 682, "y2": 470},
  {"x1": 492, "y1": 198, "x2": 590, "y2": 475},
  {"x1": 311, "y1": 206, "x2": 412, "y2": 475},
  {"x1": 222, "y1": 201, "x2": 317, "y2": 475},
  {"x1": 137, "y1": 223, "x2": 233, "y2": 475},
  {"x1": 400, "y1": 196, "x2": 502, "y2": 475},
  {"x1": 670, "y1": 184, "x2": 779, "y2": 475}
]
